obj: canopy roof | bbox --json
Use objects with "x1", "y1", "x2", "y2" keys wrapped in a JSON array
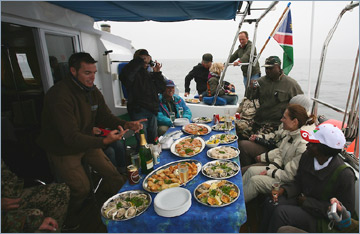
[{"x1": 51, "y1": 1, "x2": 242, "y2": 22}]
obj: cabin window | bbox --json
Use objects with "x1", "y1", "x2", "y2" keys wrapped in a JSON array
[{"x1": 45, "y1": 33, "x2": 76, "y2": 84}]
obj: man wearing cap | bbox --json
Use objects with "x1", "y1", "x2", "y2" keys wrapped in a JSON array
[
  {"x1": 261, "y1": 124, "x2": 355, "y2": 233},
  {"x1": 184, "y1": 53, "x2": 213, "y2": 97},
  {"x1": 158, "y1": 80, "x2": 192, "y2": 135},
  {"x1": 119, "y1": 49, "x2": 166, "y2": 143},
  {"x1": 230, "y1": 31, "x2": 261, "y2": 87},
  {"x1": 238, "y1": 55, "x2": 303, "y2": 139}
]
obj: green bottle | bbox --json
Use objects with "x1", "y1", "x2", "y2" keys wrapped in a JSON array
[{"x1": 139, "y1": 130, "x2": 154, "y2": 174}]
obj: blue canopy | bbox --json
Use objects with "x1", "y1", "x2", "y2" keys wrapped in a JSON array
[{"x1": 51, "y1": 1, "x2": 242, "y2": 22}]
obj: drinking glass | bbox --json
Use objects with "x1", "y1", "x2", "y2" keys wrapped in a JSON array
[
  {"x1": 169, "y1": 112, "x2": 176, "y2": 128},
  {"x1": 270, "y1": 181, "x2": 280, "y2": 205},
  {"x1": 178, "y1": 163, "x2": 189, "y2": 184},
  {"x1": 224, "y1": 109, "x2": 231, "y2": 134},
  {"x1": 178, "y1": 107, "x2": 184, "y2": 118},
  {"x1": 131, "y1": 152, "x2": 142, "y2": 177}
]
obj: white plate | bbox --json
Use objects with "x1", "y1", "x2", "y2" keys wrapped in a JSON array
[
  {"x1": 170, "y1": 136, "x2": 205, "y2": 157},
  {"x1": 174, "y1": 118, "x2": 190, "y2": 126},
  {"x1": 194, "y1": 180, "x2": 240, "y2": 207},
  {"x1": 210, "y1": 134, "x2": 238, "y2": 144},
  {"x1": 142, "y1": 159, "x2": 202, "y2": 193},
  {"x1": 182, "y1": 123, "x2": 211, "y2": 136},
  {"x1": 154, "y1": 187, "x2": 192, "y2": 217},
  {"x1": 211, "y1": 123, "x2": 235, "y2": 131},
  {"x1": 202, "y1": 160, "x2": 240, "y2": 179},
  {"x1": 207, "y1": 146, "x2": 240, "y2": 160},
  {"x1": 192, "y1": 117, "x2": 212, "y2": 123}
]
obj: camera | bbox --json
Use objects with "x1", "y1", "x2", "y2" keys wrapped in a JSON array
[
  {"x1": 327, "y1": 203, "x2": 342, "y2": 222},
  {"x1": 254, "y1": 137, "x2": 277, "y2": 150},
  {"x1": 149, "y1": 60, "x2": 156, "y2": 67}
]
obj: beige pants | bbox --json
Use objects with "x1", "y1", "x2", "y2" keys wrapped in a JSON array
[{"x1": 242, "y1": 166, "x2": 277, "y2": 203}]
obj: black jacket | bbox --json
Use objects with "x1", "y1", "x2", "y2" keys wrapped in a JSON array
[
  {"x1": 119, "y1": 57, "x2": 166, "y2": 114},
  {"x1": 184, "y1": 63, "x2": 209, "y2": 95}
]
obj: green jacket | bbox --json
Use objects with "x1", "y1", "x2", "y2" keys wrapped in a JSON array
[
  {"x1": 229, "y1": 40, "x2": 261, "y2": 77},
  {"x1": 37, "y1": 76, "x2": 126, "y2": 156},
  {"x1": 247, "y1": 73, "x2": 303, "y2": 125}
]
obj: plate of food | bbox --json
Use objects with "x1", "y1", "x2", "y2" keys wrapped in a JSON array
[
  {"x1": 183, "y1": 123, "x2": 211, "y2": 135},
  {"x1": 143, "y1": 159, "x2": 201, "y2": 193},
  {"x1": 101, "y1": 190, "x2": 152, "y2": 221},
  {"x1": 192, "y1": 117, "x2": 212, "y2": 124},
  {"x1": 209, "y1": 134, "x2": 238, "y2": 144},
  {"x1": 194, "y1": 180, "x2": 239, "y2": 207},
  {"x1": 170, "y1": 135, "x2": 205, "y2": 157},
  {"x1": 207, "y1": 146, "x2": 240, "y2": 160},
  {"x1": 219, "y1": 116, "x2": 235, "y2": 122},
  {"x1": 185, "y1": 98, "x2": 200, "y2": 104},
  {"x1": 211, "y1": 123, "x2": 235, "y2": 131},
  {"x1": 202, "y1": 160, "x2": 240, "y2": 179}
]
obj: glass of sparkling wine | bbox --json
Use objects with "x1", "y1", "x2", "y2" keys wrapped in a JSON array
[
  {"x1": 131, "y1": 152, "x2": 142, "y2": 177},
  {"x1": 270, "y1": 181, "x2": 280, "y2": 205},
  {"x1": 224, "y1": 109, "x2": 232, "y2": 133},
  {"x1": 170, "y1": 112, "x2": 176, "y2": 128},
  {"x1": 178, "y1": 163, "x2": 189, "y2": 184},
  {"x1": 178, "y1": 107, "x2": 184, "y2": 118}
]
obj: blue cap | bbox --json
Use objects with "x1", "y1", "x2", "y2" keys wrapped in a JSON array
[{"x1": 166, "y1": 80, "x2": 175, "y2": 87}]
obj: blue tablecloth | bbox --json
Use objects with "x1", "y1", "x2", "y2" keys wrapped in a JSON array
[{"x1": 103, "y1": 124, "x2": 247, "y2": 233}]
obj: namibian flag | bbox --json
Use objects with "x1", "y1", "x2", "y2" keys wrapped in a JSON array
[{"x1": 273, "y1": 8, "x2": 293, "y2": 75}]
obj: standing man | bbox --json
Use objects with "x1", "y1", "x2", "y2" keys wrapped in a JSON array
[
  {"x1": 119, "y1": 49, "x2": 166, "y2": 143},
  {"x1": 37, "y1": 52, "x2": 145, "y2": 229},
  {"x1": 158, "y1": 80, "x2": 192, "y2": 135},
  {"x1": 184, "y1": 53, "x2": 213, "y2": 97},
  {"x1": 229, "y1": 31, "x2": 261, "y2": 87},
  {"x1": 237, "y1": 56, "x2": 303, "y2": 139}
]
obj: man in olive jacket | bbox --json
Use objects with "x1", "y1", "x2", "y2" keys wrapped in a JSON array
[
  {"x1": 37, "y1": 52, "x2": 145, "y2": 229},
  {"x1": 229, "y1": 31, "x2": 261, "y2": 87}
]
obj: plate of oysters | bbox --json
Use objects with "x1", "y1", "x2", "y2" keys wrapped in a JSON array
[
  {"x1": 202, "y1": 160, "x2": 240, "y2": 179},
  {"x1": 101, "y1": 190, "x2": 152, "y2": 221},
  {"x1": 194, "y1": 180, "x2": 239, "y2": 207}
]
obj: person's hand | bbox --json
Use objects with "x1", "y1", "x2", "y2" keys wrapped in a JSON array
[
  {"x1": 260, "y1": 170, "x2": 267, "y2": 175},
  {"x1": 184, "y1": 92, "x2": 189, "y2": 97},
  {"x1": 124, "y1": 119, "x2": 147, "y2": 133},
  {"x1": 93, "y1": 127, "x2": 101, "y2": 135},
  {"x1": 273, "y1": 187, "x2": 285, "y2": 203},
  {"x1": 330, "y1": 197, "x2": 342, "y2": 212},
  {"x1": 103, "y1": 126, "x2": 128, "y2": 145},
  {"x1": 255, "y1": 155, "x2": 261, "y2": 162},
  {"x1": 233, "y1": 61, "x2": 240, "y2": 66},
  {"x1": 152, "y1": 60, "x2": 162, "y2": 72},
  {"x1": 249, "y1": 135, "x2": 257, "y2": 141},
  {"x1": 297, "y1": 193, "x2": 306, "y2": 206},
  {"x1": 39, "y1": 217, "x2": 58, "y2": 232},
  {"x1": 1, "y1": 197, "x2": 21, "y2": 211}
]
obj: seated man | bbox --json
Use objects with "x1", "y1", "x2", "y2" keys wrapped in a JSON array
[
  {"x1": 158, "y1": 80, "x2": 192, "y2": 136},
  {"x1": 37, "y1": 52, "x2": 146, "y2": 229},
  {"x1": 184, "y1": 53, "x2": 213, "y2": 97},
  {"x1": 261, "y1": 124, "x2": 355, "y2": 233},
  {"x1": 1, "y1": 159, "x2": 70, "y2": 232},
  {"x1": 236, "y1": 56, "x2": 303, "y2": 140}
]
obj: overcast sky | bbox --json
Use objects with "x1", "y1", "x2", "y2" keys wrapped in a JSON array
[{"x1": 96, "y1": 1, "x2": 359, "y2": 61}]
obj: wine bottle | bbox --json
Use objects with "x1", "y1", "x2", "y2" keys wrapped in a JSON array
[{"x1": 139, "y1": 130, "x2": 154, "y2": 174}]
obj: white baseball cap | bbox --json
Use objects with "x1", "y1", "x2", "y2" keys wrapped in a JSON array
[{"x1": 300, "y1": 123, "x2": 346, "y2": 149}]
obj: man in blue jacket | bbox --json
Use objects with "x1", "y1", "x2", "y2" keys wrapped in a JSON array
[{"x1": 158, "y1": 80, "x2": 192, "y2": 135}]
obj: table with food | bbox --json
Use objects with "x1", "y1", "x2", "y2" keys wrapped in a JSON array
[{"x1": 101, "y1": 117, "x2": 246, "y2": 233}]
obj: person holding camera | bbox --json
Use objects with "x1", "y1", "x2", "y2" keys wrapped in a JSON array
[
  {"x1": 239, "y1": 94, "x2": 314, "y2": 174},
  {"x1": 119, "y1": 49, "x2": 166, "y2": 143},
  {"x1": 261, "y1": 124, "x2": 355, "y2": 233},
  {"x1": 242, "y1": 104, "x2": 316, "y2": 203}
]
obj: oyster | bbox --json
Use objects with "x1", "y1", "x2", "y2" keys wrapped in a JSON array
[
  {"x1": 113, "y1": 208, "x2": 126, "y2": 220},
  {"x1": 124, "y1": 206, "x2": 137, "y2": 218},
  {"x1": 104, "y1": 206, "x2": 117, "y2": 219}
]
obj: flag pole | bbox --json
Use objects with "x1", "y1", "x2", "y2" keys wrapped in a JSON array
[{"x1": 254, "y1": 2, "x2": 291, "y2": 64}]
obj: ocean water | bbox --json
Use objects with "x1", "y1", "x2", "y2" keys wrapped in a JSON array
[{"x1": 159, "y1": 58, "x2": 356, "y2": 121}]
